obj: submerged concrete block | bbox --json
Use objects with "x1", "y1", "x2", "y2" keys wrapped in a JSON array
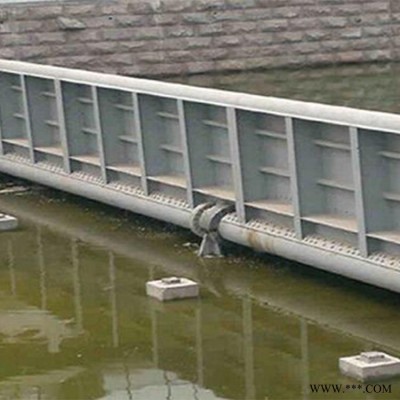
[
  {"x1": 146, "y1": 277, "x2": 199, "y2": 301},
  {"x1": 0, "y1": 213, "x2": 18, "y2": 231},
  {"x1": 339, "y1": 351, "x2": 400, "y2": 381}
]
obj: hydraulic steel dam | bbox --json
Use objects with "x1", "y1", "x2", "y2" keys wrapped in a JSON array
[{"x1": 0, "y1": 59, "x2": 399, "y2": 292}]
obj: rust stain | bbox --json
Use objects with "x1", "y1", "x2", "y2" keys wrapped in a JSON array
[{"x1": 246, "y1": 229, "x2": 275, "y2": 254}]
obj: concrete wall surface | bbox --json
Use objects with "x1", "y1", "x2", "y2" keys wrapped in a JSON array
[{"x1": 0, "y1": 0, "x2": 398, "y2": 76}]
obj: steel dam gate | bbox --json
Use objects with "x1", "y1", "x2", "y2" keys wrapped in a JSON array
[{"x1": 0, "y1": 60, "x2": 399, "y2": 292}]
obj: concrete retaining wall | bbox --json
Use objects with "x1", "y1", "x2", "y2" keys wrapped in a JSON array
[{"x1": 0, "y1": 0, "x2": 398, "y2": 76}]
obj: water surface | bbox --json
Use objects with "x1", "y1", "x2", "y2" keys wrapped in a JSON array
[
  {"x1": 0, "y1": 180, "x2": 399, "y2": 399},
  {"x1": 168, "y1": 62, "x2": 400, "y2": 114}
]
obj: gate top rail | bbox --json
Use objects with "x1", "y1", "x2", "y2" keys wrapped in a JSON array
[{"x1": 0, "y1": 59, "x2": 399, "y2": 134}]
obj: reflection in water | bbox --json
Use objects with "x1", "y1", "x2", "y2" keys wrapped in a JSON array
[
  {"x1": 300, "y1": 319, "x2": 310, "y2": 400},
  {"x1": 0, "y1": 297, "x2": 73, "y2": 354},
  {"x1": 150, "y1": 300, "x2": 159, "y2": 370},
  {"x1": 37, "y1": 226, "x2": 47, "y2": 311},
  {"x1": 109, "y1": 251, "x2": 119, "y2": 349},
  {"x1": 71, "y1": 239, "x2": 84, "y2": 334},
  {"x1": 7, "y1": 240, "x2": 15, "y2": 298},
  {"x1": 242, "y1": 297, "x2": 255, "y2": 400},
  {"x1": 195, "y1": 303, "x2": 204, "y2": 388},
  {"x1": 0, "y1": 367, "x2": 88, "y2": 400},
  {"x1": 0, "y1": 189, "x2": 400, "y2": 398}
]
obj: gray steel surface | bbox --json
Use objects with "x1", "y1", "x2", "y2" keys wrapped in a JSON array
[{"x1": 0, "y1": 59, "x2": 399, "y2": 292}]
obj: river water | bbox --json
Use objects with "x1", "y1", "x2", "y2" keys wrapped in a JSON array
[
  {"x1": 1, "y1": 64, "x2": 400, "y2": 399},
  {"x1": 169, "y1": 62, "x2": 400, "y2": 114}
]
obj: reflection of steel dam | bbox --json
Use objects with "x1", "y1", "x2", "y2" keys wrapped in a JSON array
[
  {"x1": 0, "y1": 206, "x2": 380, "y2": 400},
  {"x1": 0, "y1": 60, "x2": 400, "y2": 291},
  {"x1": 1, "y1": 179, "x2": 399, "y2": 357},
  {"x1": 0, "y1": 212, "x2": 364, "y2": 400}
]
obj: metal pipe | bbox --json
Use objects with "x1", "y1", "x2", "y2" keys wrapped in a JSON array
[
  {"x1": 0, "y1": 159, "x2": 191, "y2": 229},
  {"x1": 2, "y1": 154, "x2": 400, "y2": 293},
  {"x1": 218, "y1": 220, "x2": 400, "y2": 293}
]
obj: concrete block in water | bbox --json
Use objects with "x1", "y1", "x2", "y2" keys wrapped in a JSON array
[
  {"x1": 339, "y1": 351, "x2": 400, "y2": 381},
  {"x1": 0, "y1": 213, "x2": 18, "y2": 231},
  {"x1": 146, "y1": 277, "x2": 199, "y2": 301}
]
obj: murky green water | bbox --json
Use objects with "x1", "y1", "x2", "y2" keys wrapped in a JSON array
[
  {"x1": 168, "y1": 62, "x2": 400, "y2": 114},
  {"x1": 0, "y1": 180, "x2": 399, "y2": 400},
  {"x1": 2, "y1": 64, "x2": 400, "y2": 399}
]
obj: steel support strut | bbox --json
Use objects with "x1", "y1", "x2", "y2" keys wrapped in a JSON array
[{"x1": 190, "y1": 202, "x2": 234, "y2": 257}]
